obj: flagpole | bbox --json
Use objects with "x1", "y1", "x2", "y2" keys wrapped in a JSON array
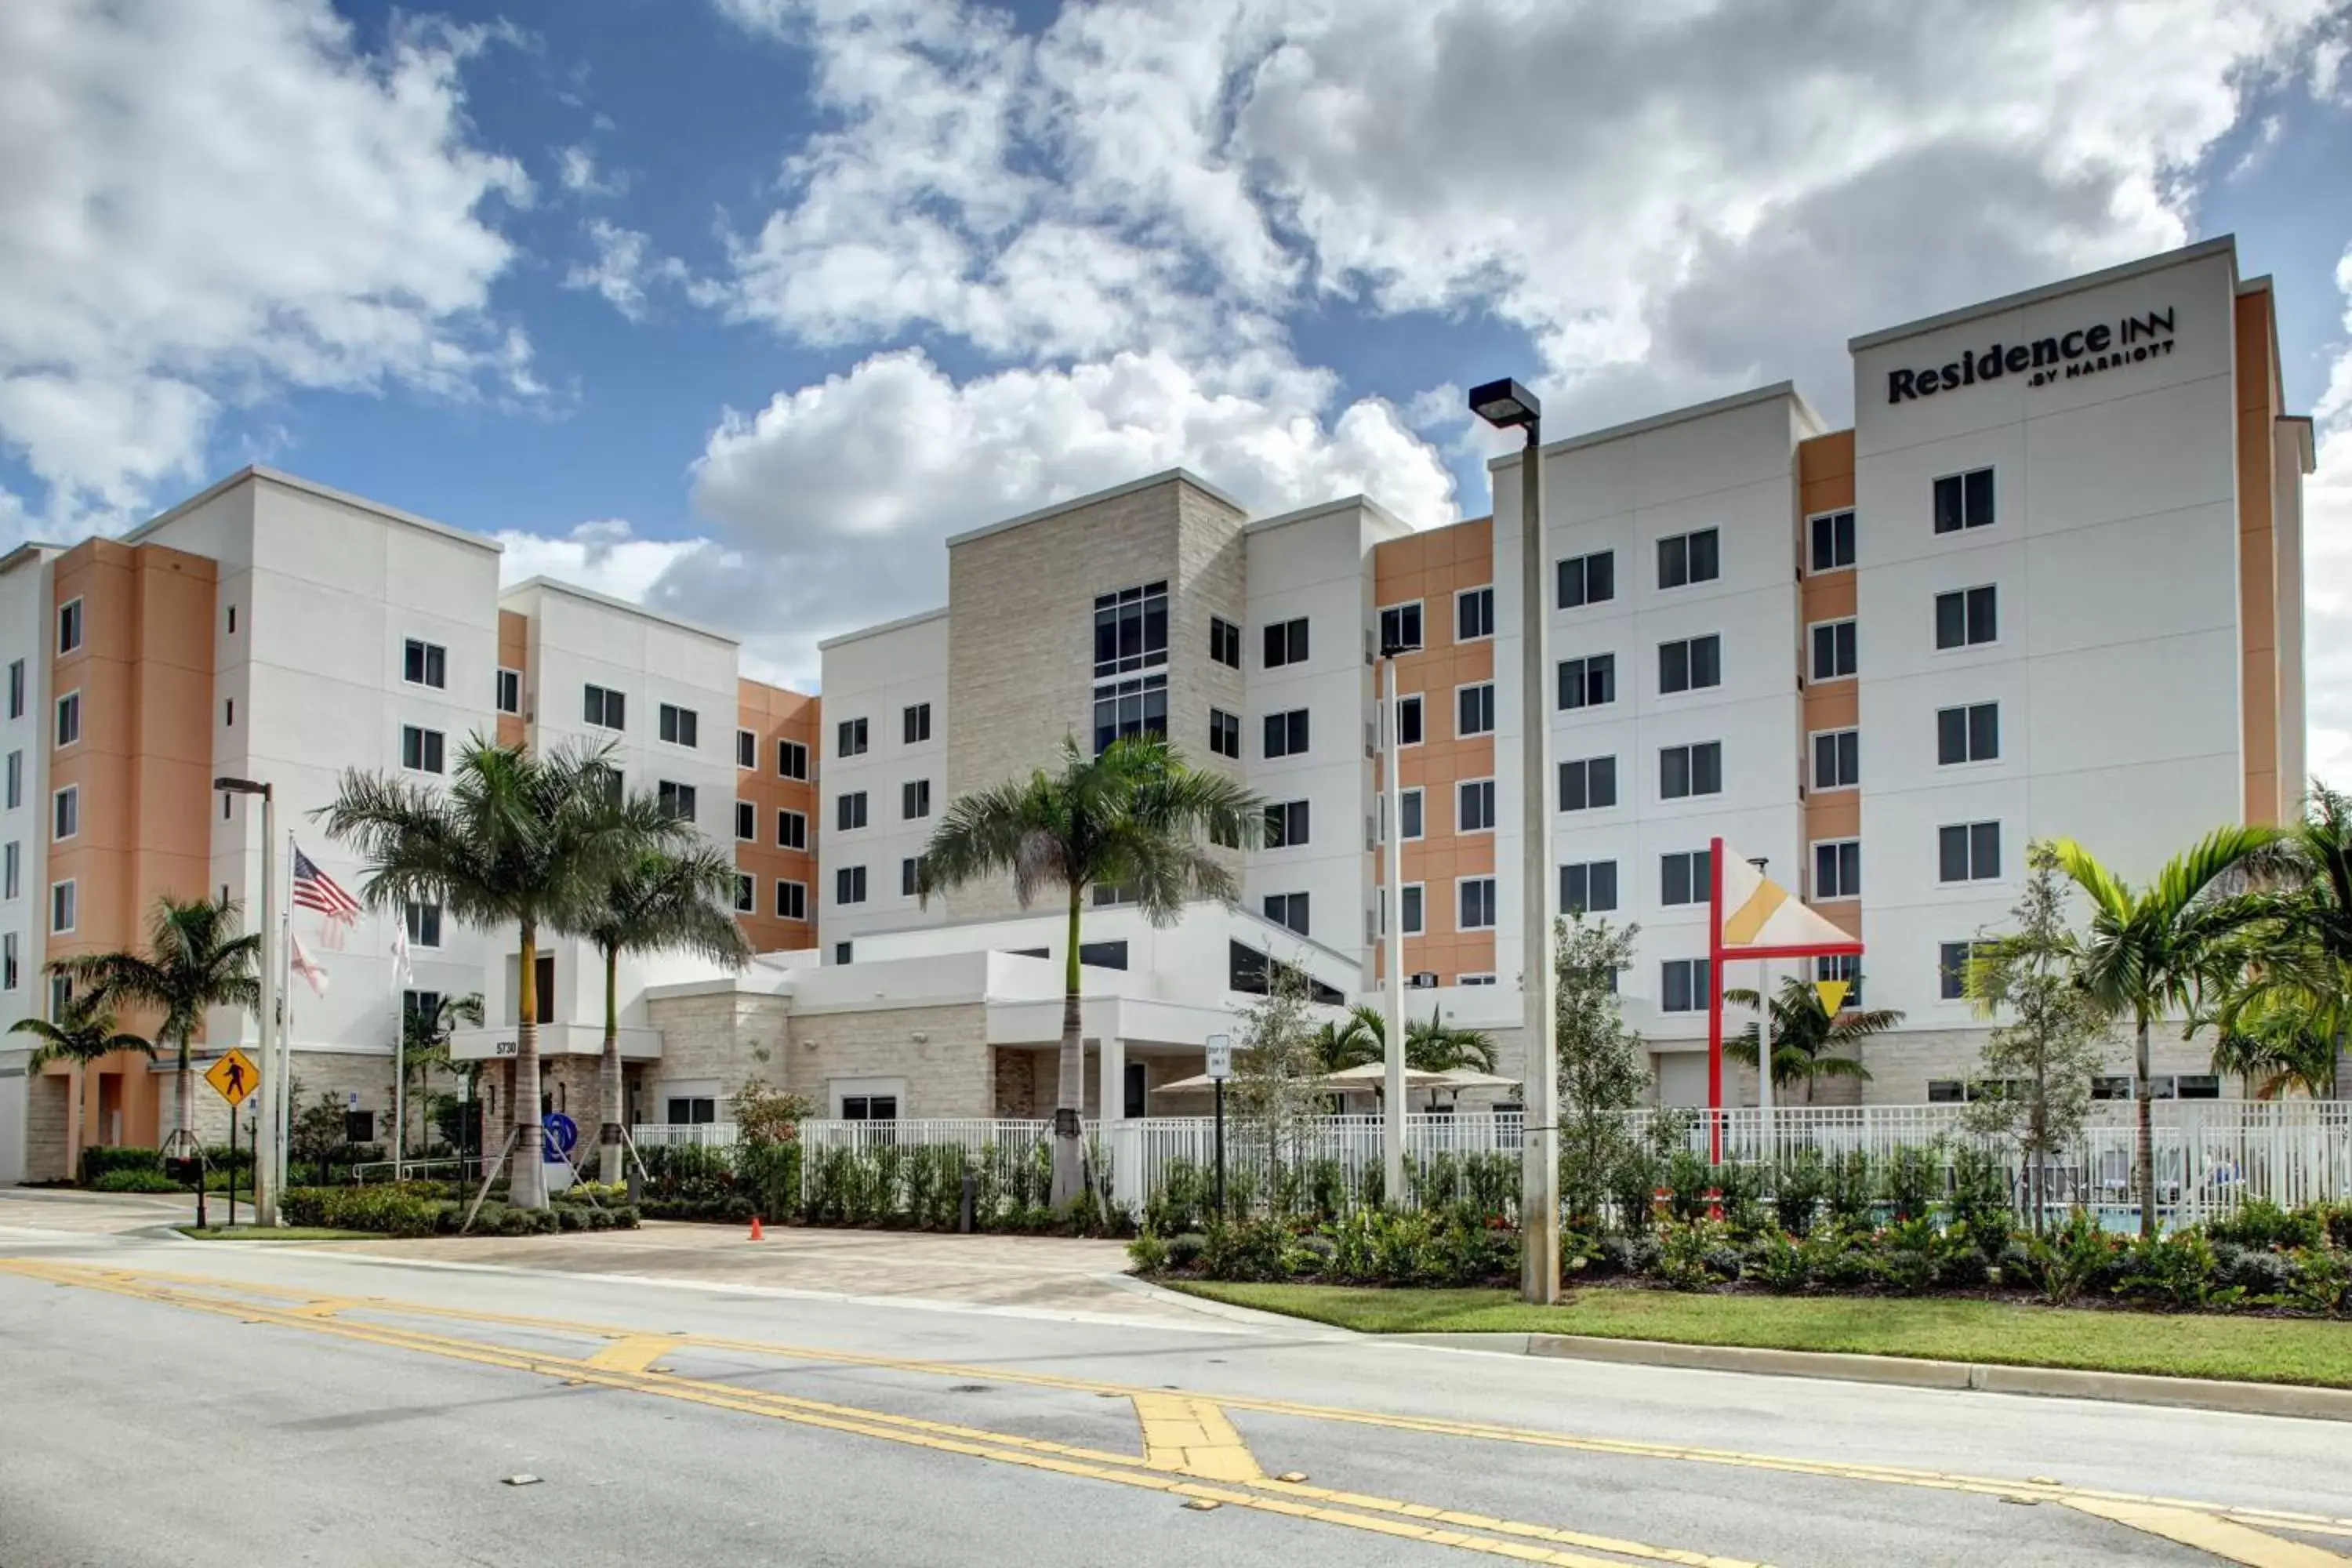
[{"x1": 277, "y1": 827, "x2": 295, "y2": 1192}]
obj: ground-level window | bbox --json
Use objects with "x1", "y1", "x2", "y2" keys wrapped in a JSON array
[
  {"x1": 841, "y1": 1094, "x2": 898, "y2": 1121},
  {"x1": 666, "y1": 1097, "x2": 717, "y2": 1125}
]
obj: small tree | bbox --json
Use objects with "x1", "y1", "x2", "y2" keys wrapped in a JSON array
[
  {"x1": 1964, "y1": 844, "x2": 2108, "y2": 1234},
  {"x1": 731, "y1": 1081, "x2": 815, "y2": 1147},
  {"x1": 1225, "y1": 961, "x2": 1323, "y2": 1215},
  {"x1": 1554, "y1": 914, "x2": 1645, "y2": 1230},
  {"x1": 1722, "y1": 977, "x2": 1899, "y2": 1102},
  {"x1": 398, "y1": 992, "x2": 485, "y2": 1160},
  {"x1": 288, "y1": 1083, "x2": 349, "y2": 1186}
]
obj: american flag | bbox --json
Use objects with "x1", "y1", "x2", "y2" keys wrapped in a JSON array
[{"x1": 292, "y1": 846, "x2": 361, "y2": 924}]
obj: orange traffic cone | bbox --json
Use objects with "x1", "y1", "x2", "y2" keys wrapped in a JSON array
[{"x1": 749, "y1": 1215, "x2": 765, "y2": 1242}]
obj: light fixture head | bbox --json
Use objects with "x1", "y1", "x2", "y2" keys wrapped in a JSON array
[{"x1": 1467, "y1": 376, "x2": 1541, "y2": 430}]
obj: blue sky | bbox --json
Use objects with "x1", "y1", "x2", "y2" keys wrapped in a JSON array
[{"x1": 3, "y1": 0, "x2": 2351, "y2": 751}]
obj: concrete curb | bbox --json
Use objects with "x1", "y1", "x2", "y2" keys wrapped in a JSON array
[
  {"x1": 1388, "y1": 1332, "x2": 2352, "y2": 1422},
  {"x1": 1104, "y1": 1273, "x2": 1356, "y2": 1337}
]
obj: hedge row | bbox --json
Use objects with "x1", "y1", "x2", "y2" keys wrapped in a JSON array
[{"x1": 277, "y1": 1184, "x2": 641, "y2": 1237}]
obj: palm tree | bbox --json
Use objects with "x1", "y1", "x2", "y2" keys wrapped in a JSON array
[
  {"x1": 1313, "y1": 1004, "x2": 1388, "y2": 1073},
  {"x1": 398, "y1": 991, "x2": 485, "y2": 1160},
  {"x1": 579, "y1": 830, "x2": 751, "y2": 1183},
  {"x1": 2051, "y1": 826, "x2": 2281, "y2": 1237},
  {"x1": 1722, "y1": 976, "x2": 1897, "y2": 1102},
  {"x1": 2210, "y1": 1004, "x2": 2338, "y2": 1099},
  {"x1": 318, "y1": 737, "x2": 648, "y2": 1208},
  {"x1": 1310, "y1": 1004, "x2": 1495, "y2": 1106},
  {"x1": 9, "y1": 991, "x2": 151, "y2": 1178},
  {"x1": 58, "y1": 895, "x2": 261, "y2": 1153},
  {"x1": 916, "y1": 735, "x2": 1263, "y2": 1207},
  {"x1": 2212, "y1": 784, "x2": 2352, "y2": 1091}
]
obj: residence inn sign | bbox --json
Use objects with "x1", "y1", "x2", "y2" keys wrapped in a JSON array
[{"x1": 1886, "y1": 307, "x2": 2178, "y2": 401}]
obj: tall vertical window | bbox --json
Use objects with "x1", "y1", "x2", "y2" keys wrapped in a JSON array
[
  {"x1": 1936, "y1": 702, "x2": 2000, "y2": 764},
  {"x1": 5, "y1": 659, "x2": 22, "y2": 720},
  {"x1": 735, "y1": 873, "x2": 756, "y2": 913},
  {"x1": 1816, "y1": 954, "x2": 1862, "y2": 1007},
  {"x1": 1938, "y1": 822, "x2": 2002, "y2": 883},
  {"x1": 777, "y1": 739, "x2": 809, "y2": 779},
  {"x1": 777, "y1": 881, "x2": 808, "y2": 921},
  {"x1": 2, "y1": 840, "x2": 17, "y2": 899},
  {"x1": 1558, "y1": 655, "x2": 1616, "y2": 710},
  {"x1": 1458, "y1": 877, "x2": 1498, "y2": 931},
  {"x1": 1263, "y1": 709, "x2": 1310, "y2": 758},
  {"x1": 1093, "y1": 675, "x2": 1167, "y2": 754},
  {"x1": 496, "y1": 669, "x2": 522, "y2": 716},
  {"x1": 735, "y1": 800, "x2": 756, "y2": 840},
  {"x1": 1394, "y1": 695, "x2": 1423, "y2": 746},
  {"x1": 1094, "y1": 581, "x2": 1169, "y2": 677},
  {"x1": 1457, "y1": 779, "x2": 1496, "y2": 833},
  {"x1": 836, "y1": 866, "x2": 868, "y2": 905},
  {"x1": 1210, "y1": 616, "x2": 1242, "y2": 668},
  {"x1": 1657, "y1": 528, "x2": 1719, "y2": 589},
  {"x1": 1559, "y1": 755, "x2": 1617, "y2": 811},
  {"x1": 1809, "y1": 510, "x2": 1856, "y2": 571},
  {"x1": 1933, "y1": 467, "x2": 1996, "y2": 533},
  {"x1": 402, "y1": 638, "x2": 447, "y2": 689},
  {"x1": 1934, "y1": 586, "x2": 1998, "y2": 649},
  {"x1": 2, "y1": 931, "x2": 16, "y2": 991},
  {"x1": 51, "y1": 879, "x2": 75, "y2": 935},
  {"x1": 1455, "y1": 586, "x2": 1495, "y2": 641},
  {"x1": 1560, "y1": 860, "x2": 1618, "y2": 914},
  {"x1": 401, "y1": 726, "x2": 445, "y2": 775},
  {"x1": 1456, "y1": 682, "x2": 1495, "y2": 737},
  {"x1": 1660, "y1": 742, "x2": 1722, "y2": 800},
  {"x1": 1263, "y1": 617, "x2": 1309, "y2": 668},
  {"x1": 1660, "y1": 849, "x2": 1712, "y2": 906},
  {"x1": 1378, "y1": 602, "x2": 1423, "y2": 653},
  {"x1": 737, "y1": 728, "x2": 757, "y2": 768},
  {"x1": 657, "y1": 780, "x2": 698, "y2": 822},
  {"x1": 1398, "y1": 884, "x2": 1425, "y2": 936},
  {"x1": 902, "y1": 702, "x2": 932, "y2": 744},
  {"x1": 1658, "y1": 635, "x2": 1722, "y2": 694},
  {"x1": 583, "y1": 684, "x2": 626, "y2": 731},
  {"x1": 54, "y1": 693, "x2": 80, "y2": 748},
  {"x1": 1809, "y1": 619, "x2": 1857, "y2": 680},
  {"x1": 52, "y1": 786, "x2": 77, "y2": 840},
  {"x1": 902, "y1": 779, "x2": 931, "y2": 819},
  {"x1": 659, "y1": 703, "x2": 699, "y2": 748},
  {"x1": 837, "y1": 791, "x2": 868, "y2": 831},
  {"x1": 1661, "y1": 957, "x2": 1711, "y2": 1012},
  {"x1": 1399, "y1": 787, "x2": 1424, "y2": 840},
  {"x1": 901, "y1": 858, "x2": 920, "y2": 897},
  {"x1": 1557, "y1": 550, "x2": 1614, "y2": 609},
  {"x1": 1209, "y1": 708, "x2": 1240, "y2": 758},
  {"x1": 1813, "y1": 840, "x2": 1861, "y2": 899},
  {"x1": 777, "y1": 809, "x2": 807, "y2": 849},
  {"x1": 56, "y1": 598, "x2": 82, "y2": 655},
  {"x1": 1813, "y1": 728, "x2": 1860, "y2": 789},
  {"x1": 3, "y1": 750, "x2": 17, "y2": 808},
  {"x1": 405, "y1": 902, "x2": 443, "y2": 949}
]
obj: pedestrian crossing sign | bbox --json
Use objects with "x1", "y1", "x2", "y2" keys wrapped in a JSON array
[{"x1": 205, "y1": 1047, "x2": 260, "y2": 1107}]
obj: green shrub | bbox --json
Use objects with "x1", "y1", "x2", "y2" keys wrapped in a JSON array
[
  {"x1": 2119, "y1": 1231, "x2": 2239, "y2": 1311},
  {"x1": 1712, "y1": 1162, "x2": 1769, "y2": 1240},
  {"x1": 79, "y1": 1146, "x2": 165, "y2": 1185},
  {"x1": 2314, "y1": 1203, "x2": 2352, "y2": 1251},
  {"x1": 1606, "y1": 1145, "x2": 1661, "y2": 1236},
  {"x1": 1946, "y1": 1145, "x2": 2013, "y2": 1259},
  {"x1": 1824, "y1": 1150, "x2": 1875, "y2": 1227},
  {"x1": 1877, "y1": 1216, "x2": 1942, "y2": 1295},
  {"x1": 2211, "y1": 1241, "x2": 2295, "y2": 1298},
  {"x1": 1663, "y1": 1149, "x2": 1713, "y2": 1223},
  {"x1": 1127, "y1": 1231, "x2": 1171, "y2": 1273},
  {"x1": 1165, "y1": 1232, "x2": 1207, "y2": 1272},
  {"x1": 1884, "y1": 1144, "x2": 1943, "y2": 1223},
  {"x1": 1802, "y1": 1225, "x2": 1877, "y2": 1289},
  {"x1": 1748, "y1": 1232, "x2": 1809, "y2": 1293},
  {"x1": 1654, "y1": 1218, "x2": 1728, "y2": 1291},
  {"x1": 2285, "y1": 1247, "x2": 2351, "y2": 1315},
  {"x1": 92, "y1": 1168, "x2": 184, "y2": 1193},
  {"x1": 1199, "y1": 1218, "x2": 1296, "y2": 1283},
  {"x1": 1772, "y1": 1149, "x2": 1828, "y2": 1237},
  {"x1": 2204, "y1": 1198, "x2": 2325, "y2": 1254},
  {"x1": 2027, "y1": 1209, "x2": 2118, "y2": 1306}
]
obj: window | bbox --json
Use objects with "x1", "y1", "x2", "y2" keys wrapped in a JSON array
[
  {"x1": 405, "y1": 902, "x2": 442, "y2": 949},
  {"x1": 1660, "y1": 742, "x2": 1722, "y2": 800},
  {"x1": 1453, "y1": 778, "x2": 1494, "y2": 833},
  {"x1": 5, "y1": 659, "x2": 22, "y2": 719},
  {"x1": 497, "y1": 669, "x2": 521, "y2": 716},
  {"x1": 1398, "y1": 884, "x2": 1425, "y2": 936},
  {"x1": 1399, "y1": 787, "x2": 1424, "y2": 840},
  {"x1": 1934, "y1": 586, "x2": 1998, "y2": 650},
  {"x1": 1263, "y1": 617, "x2": 1309, "y2": 668},
  {"x1": 582, "y1": 684, "x2": 626, "y2": 731},
  {"x1": 902, "y1": 779, "x2": 931, "y2": 819},
  {"x1": 2, "y1": 931, "x2": 16, "y2": 990},
  {"x1": 1939, "y1": 821, "x2": 2002, "y2": 883},
  {"x1": 1938, "y1": 942, "x2": 1980, "y2": 1001},
  {"x1": 1809, "y1": 510, "x2": 1856, "y2": 572},
  {"x1": 777, "y1": 880, "x2": 808, "y2": 921},
  {"x1": 735, "y1": 800, "x2": 756, "y2": 840},
  {"x1": 835, "y1": 942, "x2": 853, "y2": 965},
  {"x1": 1210, "y1": 708, "x2": 1240, "y2": 758},
  {"x1": 1263, "y1": 800, "x2": 1309, "y2": 848},
  {"x1": 1456, "y1": 682, "x2": 1495, "y2": 738},
  {"x1": 1456, "y1": 586, "x2": 1494, "y2": 641},
  {"x1": 837, "y1": 717, "x2": 869, "y2": 757},
  {"x1": 777, "y1": 738, "x2": 808, "y2": 780},
  {"x1": 1815, "y1": 955, "x2": 1862, "y2": 1007},
  {"x1": 2, "y1": 751, "x2": 16, "y2": 808},
  {"x1": 1661, "y1": 849, "x2": 1712, "y2": 906},
  {"x1": 1814, "y1": 839, "x2": 1861, "y2": 900},
  {"x1": 1092, "y1": 673, "x2": 1167, "y2": 754},
  {"x1": 1813, "y1": 729, "x2": 1860, "y2": 790},
  {"x1": 2, "y1": 840, "x2": 16, "y2": 898},
  {"x1": 1210, "y1": 615, "x2": 1242, "y2": 669},
  {"x1": 777, "y1": 809, "x2": 807, "y2": 850},
  {"x1": 1263, "y1": 891, "x2": 1310, "y2": 935},
  {"x1": 1661, "y1": 957, "x2": 1711, "y2": 1012},
  {"x1": 227, "y1": 605, "x2": 237, "y2": 635},
  {"x1": 1079, "y1": 939, "x2": 1130, "y2": 971},
  {"x1": 1558, "y1": 550, "x2": 1615, "y2": 609},
  {"x1": 840, "y1": 1094, "x2": 898, "y2": 1122},
  {"x1": 1458, "y1": 877, "x2": 1498, "y2": 931},
  {"x1": 1561, "y1": 860, "x2": 1618, "y2": 914},
  {"x1": 1937, "y1": 702, "x2": 2000, "y2": 764},
  {"x1": 49, "y1": 971, "x2": 71, "y2": 1019},
  {"x1": 401, "y1": 725, "x2": 445, "y2": 775},
  {"x1": 735, "y1": 873, "x2": 754, "y2": 914},
  {"x1": 1559, "y1": 755, "x2": 1617, "y2": 811},
  {"x1": 1658, "y1": 634, "x2": 1722, "y2": 694},
  {"x1": 836, "y1": 866, "x2": 868, "y2": 905},
  {"x1": 52, "y1": 786, "x2": 77, "y2": 840},
  {"x1": 1933, "y1": 467, "x2": 1996, "y2": 533},
  {"x1": 402, "y1": 639, "x2": 446, "y2": 689},
  {"x1": 1378, "y1": 602, "x2": 1423, "y2": 653},
  {"x1": 1094, "y1": 581, "x2": 1169, "y2": 677},
  {"x1": 666, "y1": 1096, "x2": 718, "y2": 1126},
  {"x1": 1657, "y1": 528, "x2": 1719, "y2": 589},
  {"x1": 659, "y1": 703, "x2": 699, "y2": 749},
  {"x1": 657, "y1": 780, "x2": 698, "y2": 822},
  {"x1": 223, "y1": 698, "x2": 235, "y2": 729},
  {"x1": 1263, "y1": 708, "x2": 1310, "y2": 758},
  {"x1": 55, "y1": 692, "x2": 80, "y2": 748},
  {"x1": 837, "y1": 791, "x2": 868, "y2": 831},
  {"x1": 1558, "y1": 654, "x2": 1616, "y2": 710},
  {"x1": 1809, "y1": 619, "x2": 1857, "y2": 681},
  {"x1": 1394, "y1": 694, "x2": 1423, "y2": 747},
  {"x1": 901, "y1": 858, "x2": 919, "y2": 897},
  {"x1": 1458, "y1": 974, "x2": 1498, "y2": 987},
  {"x1": 903, "y1": 702, "x2": 931, "y2": 745},
  {"x1": 57, "y1": 598, "x2": 82, "y2": 655},
  {"x1": 51, "y1": 879, "x2": 75, "y2": 935}
]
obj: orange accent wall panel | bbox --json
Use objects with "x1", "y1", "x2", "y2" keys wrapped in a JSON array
[
  {"x1": 496, "y1": 609, "x2": 529, "y2": 748},
  {"x1": 735, "y1": 677, "x2": 821, "y2": 953}
]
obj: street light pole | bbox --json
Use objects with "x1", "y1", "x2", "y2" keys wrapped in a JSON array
[
  {"x1": 217, "y1": 778, "x2": 279, "y2": 1227},
  {"x1": 1467, "y1": 378, "x2": 1558, "y2": 1306}
]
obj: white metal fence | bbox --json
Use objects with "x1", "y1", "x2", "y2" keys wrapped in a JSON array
[{"x1": 646, "y1": 1102, "x2": 2352, "y2": 1229}]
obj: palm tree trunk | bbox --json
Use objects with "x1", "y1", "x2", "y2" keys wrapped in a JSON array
[
  {"x1": 598, "y1": 943, "x2": 622, "y2": 1187},
  {"x1": 70, "y1": 1063, "x2": 88, "y2": 1182},
  {"x1": 2135, "y1": 1014, "x2": 2157, "y2": 1240},
  {"x1": 1050, "y1": 887, "x2": 1083, "y2": 1210},
  {"x1": 510, "y1": 920, "x2": 547, "y2": 1210},
  {"x1": 174, "y1": 1033, "x2": 195, "y2": 1149}
]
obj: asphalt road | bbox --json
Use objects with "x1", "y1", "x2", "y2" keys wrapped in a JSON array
[{"x1": 2, "y1": 1199, "x2": 2348, "y2": 1568}]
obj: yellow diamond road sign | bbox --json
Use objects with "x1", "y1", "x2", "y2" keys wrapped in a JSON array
[
  {"x1": 204, "y1": 1047, "x2": 260, "y2": 1107},
  {"x1": 1813, "y1": 979, "x2": 1851, "y2": 1016}
]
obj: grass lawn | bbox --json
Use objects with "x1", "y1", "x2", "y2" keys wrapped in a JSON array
[
  {"x1": 174, "y1": 1225, "x2": 379, "y2": 1241},
  {"x1": 1170, "y1": 1282, "x2": 2352, "y2": 1388}
]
